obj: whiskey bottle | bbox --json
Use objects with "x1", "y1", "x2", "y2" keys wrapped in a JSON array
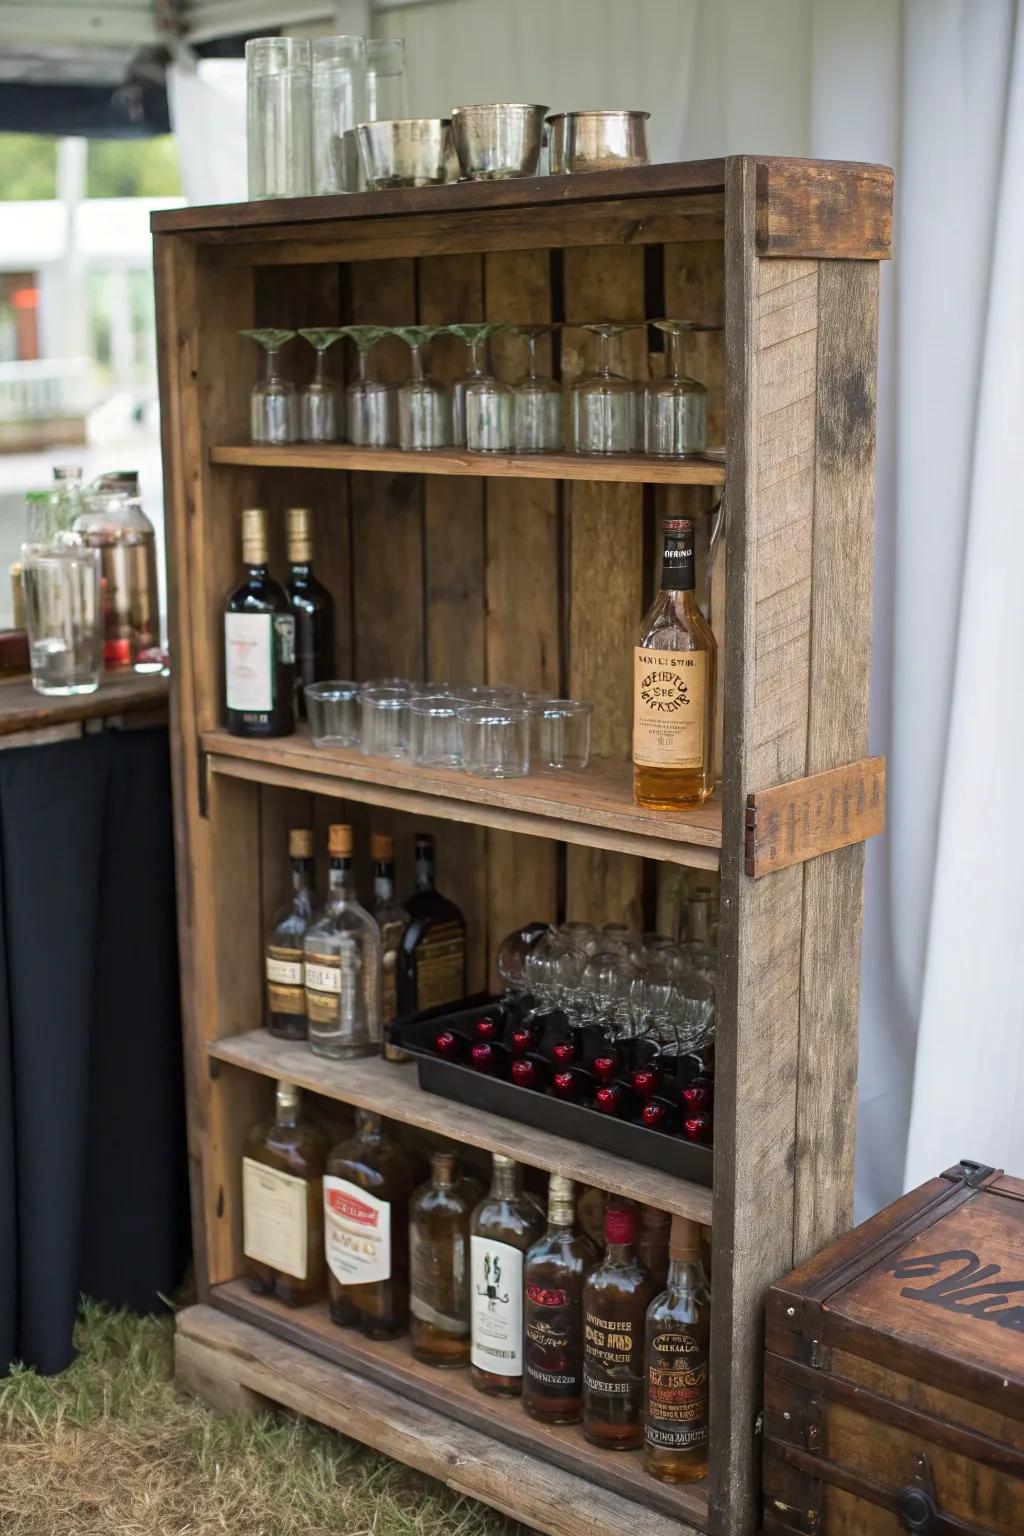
[
  {"x1": 266, "y1": 827, "x2": 316, "y2": 1040},
  {"x1": 582, "y1": 1204, "x2": 655, "y2": 1449},
  {"x1": 324, "y1": 1108, "x2": 413, "y2": 1338},
  {"x1": 633, "y1": 516, "x2": 716, "y2": 809},
  {"x1": 285, "y1": 506, "x2": 335, "y2": 717},
  {"x1": 398, "y1": 832, "x2": 467, "y2": 1015},
  {"x1": 643, "y1": 1215, "x2": 711, "y2": 1483},
  {"x1": 523, "y1": 1175, "x2": 597, "y2": 1424},
  {"x1": 470, "y1": 1154, "x2": 544, "y2": 1397},
  {"x1": 371, "y1": 831, "x2": 410, "y2": 1063},
  {"x1": 304, "y1": 823, "x2": 381, "y2": 1060},
  {"x1": 409, "y1": 1150, "x2": 472, "y2": 1367},
  {"x1": 225, "y1": 506, "x2": 295, "y2": 738},
  {"x1": 242, "y1": 1081, "x2": 327, "y2": 1308}
]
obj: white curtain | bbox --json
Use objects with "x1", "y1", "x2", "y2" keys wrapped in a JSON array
[{"x1": 169, "y1": 0, "x2": 1024, "y2": 1215}]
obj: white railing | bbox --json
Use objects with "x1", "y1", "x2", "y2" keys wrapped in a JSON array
[{"x1": 0, "y1": 358, "x2": 94, "y2": 423}]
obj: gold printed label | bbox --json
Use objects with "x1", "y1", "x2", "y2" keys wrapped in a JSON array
[{"x1": 632, "y1": 647, "x2": 707, "y2": 769}]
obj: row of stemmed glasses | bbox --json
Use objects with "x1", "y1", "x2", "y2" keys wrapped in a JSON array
[{"x1": 241, "y1": 320, "x2": 713, "y2": 456}]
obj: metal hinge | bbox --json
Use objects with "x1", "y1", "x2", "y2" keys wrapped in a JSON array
[{"x1": 809, "y1": 1339, "x2": 829, "y2": 1370}]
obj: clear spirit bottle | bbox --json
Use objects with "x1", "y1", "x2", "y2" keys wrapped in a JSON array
[
  {"x1": 304, "y1": 823, "x2": 381, "y2": 1059},
  {"x1": 242, "y1": 1081, "x2": 328, "y2": 1308},
  {"x1": 266, "y1": 827, "x2": 316, "y2": 1040},
  {"x1": 409, "y1": 1150, "x2": 472, "y2": 1367},
  {"x1": 643, "y1": 1215, "x2": 711, "y2": 1483}
]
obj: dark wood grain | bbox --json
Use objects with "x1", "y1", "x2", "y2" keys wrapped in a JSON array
[
  {"x1": 756, "y1": 159, "x2": 893, "y2": 260},
  {"x1": 0, "y1": 670, "x2": 168, "y2": 736},
  {"x1": 745, "y1": 757, "x2": 885, "y2": 877}
]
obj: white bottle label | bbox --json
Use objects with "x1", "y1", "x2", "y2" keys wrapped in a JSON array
[
  {"x1": 324, "y1": 1177, "x2": 391, "y2": 1285},
  {"x1": 242, "y1": 1156, "x2": 308, "y2": 1280},
  {"x1": 225, "y1": 612, "x2": 273, "y2": 712},
  {"x1": 305, "y1": 961, "x2": 342, "y2": 993},
  {"x1": 266, "y1": 955, "x2": 303, "y2": 985},
  {"x1": 471, "y1": 1235, "x2": 523, "y2": 1375}
]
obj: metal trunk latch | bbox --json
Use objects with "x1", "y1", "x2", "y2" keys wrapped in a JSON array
[{"x1": 896, "y1": 1454, "x2": 939, "y2": 1534}]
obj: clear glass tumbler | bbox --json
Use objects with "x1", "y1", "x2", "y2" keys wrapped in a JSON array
[
  {"x1": 365, "y1": 38, "x2": 408, "y2": 122},
  {"x1": 241, "y1": 329, "x2": 299, "y2": 443},
  {"x1": 22, "y1": 538, "x2": 102, "y2": 696},
  {"x1": 512, "y1": 326, "x2": 563, "y2": 452},
  {"x1": 570, "y1": 322, "x2": 639, "y2": 454},
  {"x1": 458, "y1": 703, "x2": 530, "y2": 778},
  {"x1": 246, "y1": 37, "x2": 313, "y2": 200},
  {"x1": 410, "y1": 694, "x2": 464, "y2": 767},
  {"x1": 530, "y1": 698, "x2": 592, "y2": 770},
  {"x1": 298, "y1": 328, "x2": 344, "y2": 441},
  {"x1": 305, "y1": 680, "x2": 360, "y2": 746},
  {"x1": 342, "y1": 326, "x2": 396, "y2": 446},
  {"x1": 643, "y1": 320, "x2": 710, "y2": 458},
  {"x1": 360, "y1": 683, "x2": 411, "y2": 757},
  {"x1": 395, "y1": 326, "x2": 451, "y2": 449},
  {"x1": 312, "y1": 35, "x2": 366, "y2": 195}
]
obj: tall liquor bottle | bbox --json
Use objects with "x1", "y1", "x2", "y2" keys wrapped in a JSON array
[
  {"x1": 304, "y1": 823, "x2": 381, "y2": 1059},
  {"x1": 633, "y1": 516, "x2": 716, "y2": 809},
  {"x1": 582, "y1": 1204, "x2": 655, "y2": 1449},
  {"x1": 225, "y1": 507, "x2": 295, "y2": 738},
  {"x1": 266, "y1": 827, "x2": 316, "y2": 1040},
  {"x1": 643, "y1": 1215, "x2": 711, "y2": 1483},
  {"x1": 242, "y1": 1081, "x2": 328, "y2": 1307},
  {"x1": 285, "y1": 506, "x2": 335, "y2": 717},
  {"x1": 398, "y1": 832, "x2": 467, "y2": 1015},
  {"x1": 371, "y1": 831, "x2": 410, "y2": 1062},
  {"x1": 523, "y1": 1175, "x2": 597, "y2": 1424},
  {"x1": 324, "y1": 1108, "x2": 413, "y2": 1338},
  {"x1": 409, "y1": 1150, "x2": 472, "y2": 1367},
  {"x1": 470, "y1": 1154, "x2": 544, "y2": 1397}
]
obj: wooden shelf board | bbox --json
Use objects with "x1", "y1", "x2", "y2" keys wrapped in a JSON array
[
  {"x1": 178, "y1": 1302, "x2": 705, "y2": 1536},
  {"x1": 208, "y1": 1032, "x2": 714, "y2": 1225},
  {"x1": 0, "y1": 669, "x2": 169, "y2": 737},
  {"x1": 201, "y1": 728, "x2": 722, "y2": 871},
  {"x1": 210, "y1": 442, "x2": 727, "y2": 486},
  {"x1": 210, "y1": 1282, "x2": 709, "y2": 1532}
]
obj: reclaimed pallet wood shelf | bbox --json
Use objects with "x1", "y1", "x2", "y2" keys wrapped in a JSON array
[
  {"x1": 210, "y1": 442, "x2": 727, "y2": 485},
  {"x1": 201, "y1": 727, "x2": 723, "y2": 870},
  {"x1": 210, "y1": 1031, "x2": 713, "y2": 1225}
]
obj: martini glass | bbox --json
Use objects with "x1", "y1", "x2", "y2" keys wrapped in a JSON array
[
  {"x1": 643, "y1": 320, "x2": 710, "y2": 457},
  {"x1": 240, "y1": 329, "x2": 298, "y2": 443},
  {"x1": 394, "y1": 325, "x2": 451, "y2": 450},
  {"x1": 512, "y1": 324, "x2": 563, "y2": 451},
  {"x1": 447, "y1": 322, "x2": 508, "y2": 448},
  {"x1": 297, "y1": 328, "x2": 345, "y2": 442},
  {"x1": 341, "y1": 325, "x2": 396, "y2": 446},
  {"x1": 570, "y1": 322, "x2": 639, "y2": 455}
]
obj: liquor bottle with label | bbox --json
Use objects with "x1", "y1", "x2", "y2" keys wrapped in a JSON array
[
  {"x1": 265, "y1": 827, "x2": 317, "y2": 1040},
  {"x1": 643, "y1": 1215, "x2": 711, "y2": 1483},
  {"x1": 522, "y1": 1175, "x2": 597, "y2": 1424},
  {"x1": 242, "y1": 1081, "x2": 328, "y2": 1308},
  {"x1": 398, "y1": 832, "x2": 467, "y2": 1015},
  {"x1": 324, "y1": 1108, "x2": 413, "y2": 1338},
  {"x1": 582, "y1": 1204, "x2": 656, "y2": 1449},
  {"x1": 633, "y1": 516, "x2": 716, "y2": 810},
  {"x1": 409, "y1": 1150, "x2": 472, "y2": 1367},
  {"x1": 285, "y1": 506, "x2": 335, "y2": 718},
  {"x1": 225, "y1": 506, "x2": 295, "y2": 738},
  {"x1": 470, "y1": 1154, "x2": 545, "y2": 1397},
  {"x1": 371, "y1": 831, "x2": 410, "y2": 1062},
  {"x1": 304, "y1": 823, "x2": 382, "y2": 1059}
]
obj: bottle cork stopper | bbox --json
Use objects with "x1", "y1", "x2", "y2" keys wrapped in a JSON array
[
  {"x1": 432, "y1": 1150, "x2": 457, "y2": 1181},
  {"x1": 275, "y1": 1080, "x2": 300, "y2": 1113},
  {"x1": 286, "y1": 506, "x2": 314, "y2": 562},
  {"x1": 605, "y1": 1205, "x2": 638, "y2": 1245},
  {"x1": 328, "y1": 823, "x2": 353, "y2": 857},
  {"x1": 668, "y1": 1215, "x2": 702, "y2": 1259},
  {"x1": 289, "y1": 828, "x2": 314, "y2": 858},
  {"x1": 241, "y1": 507, "x2": 269, "y2": 563},
  {"x1": 492, "y1": 1153, "x2": 516, "y2": 1169},
  {"x1": 370, "y1": 832, "x2": 394, "y2": 860}
]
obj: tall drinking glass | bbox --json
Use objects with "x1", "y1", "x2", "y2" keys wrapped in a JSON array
[
  {"x1": 21, "y1": 525, "x2": 102, "y2": 697},
  {"x1": 246, "y1": 37, "x2": 312, "y2": 200},
  {"x1": 365, "y1": 38, "x2": 408, "y2": 121},
  {"x1": 395, "y1": 326, "x2": 451, "y2": 449},
  {"x1": 643, "y1": 320, "x2": 709, "y2": 458},
  {"x1": 570, "y1": 322, "x2": 639, "y2": 454},
  {"x1": 312, "y1": 35, "x2": 366, "y2": 194},
  {"x1": 342, "y1": 326, "x2": 396, "y2": 446},
  {"x1": 512, "y1": 325, "x2": 563, "y2": 451},
  {"x1": 241, "y1": 329, "x2": 299, "y2": 443},
  {"x1": 297, "y1": 329, "x2": 344, "y2": 441}
]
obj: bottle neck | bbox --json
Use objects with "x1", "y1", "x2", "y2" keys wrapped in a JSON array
[
  {"x1": 291, "y1": 855, "x2": 314, "y2": 894},
  {"x1": 490, "y1": 1163, "x2": 521, "y2": 1201},
  {"x1": 606, "y1": 1240, "x2": 635, "y2": 1264},
  {"x1": 275, "y1": 1086, "x2": 300, "y2": 1126},
  {"x1": 289, "y1": 558, "x2": 313, "y2": 580},
  {"x1": 687, "y1": 895, "x2": 712, "y2": 944},
  {"x1": 666, "y1": 1254, "x2": 704, "y2": 1290},
  {"x1": 245, "y1": 558, "x2": 269, "y2": 578},
  {"x1": 328, "y1": 855, "x2": 354, "y2": 899},
  {"x1": 414, "y1": 845, "x2": 436, "y2": 893},
  {"x1": 660, "y1": 522, "x2": 695, "y2": 595},
  {"x1": 356, "y1": 1110, "x2": 382, "y2": 1144},
  {"x1": 373, "y1": 858, "x2": 395, "y2": 904}
]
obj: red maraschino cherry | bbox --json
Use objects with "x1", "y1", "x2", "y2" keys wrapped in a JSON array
[
  {"x1": 552, "y1": 1070, "x2": 579, "y2": 1098},
  {"x1": 510, "y1": 1026, "x2": 536, "y2": 1056},
  {"x1": 682, "y1": 1111, "x2": 713, "y2": 1143},
  {"x1": 470, "y1": 1042, "x2": 496, "y2": 1072},
  {"x1": 552, "y1": 1039, "x2": 577, "y2": 1066},
  {"x1": 473, "y1": 1016, "x2": 499, "y2": 1040},
  {"x1": 511, "y1": 1058, "x2": 539, "y2": 1087},
  {"x1": 591, "y1": 1054, "x2": 619, "y2": 1084},
  {"x1": 631, "y1": 1066, "x2": 660, "y2": 1098},
  {"x1": 434, "y1": 1030, "x2": 459, "y2": 1058},
  {"x1": 593, "y1": 1084, "x2": 623, "y2": 1115},
  {"x1": 641, "y1": 1100, "x2": 670, "y2": 1129}
]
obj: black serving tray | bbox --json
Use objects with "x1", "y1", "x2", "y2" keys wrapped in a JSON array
[{"x1": 392, "y1": 997, "x2": 714, "y2": 1188}]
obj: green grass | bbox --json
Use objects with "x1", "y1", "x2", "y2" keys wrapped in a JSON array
[{"x1": 0, "y1": 1300, "x2": 521, "y2": 1536}]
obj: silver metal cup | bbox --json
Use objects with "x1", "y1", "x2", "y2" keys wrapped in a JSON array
[
  {"x1": 562, "y1": 110, "x2": 650, "y2": 173},
  {"x1": 546, "y1": 113, "x2": 569, "y2": 175},
  {"x1": 451, "y1": 102, "x2": 548, "y2": 180},
  {"x1": 355, "y1": 117, "x2": 454, "y2": 189}
]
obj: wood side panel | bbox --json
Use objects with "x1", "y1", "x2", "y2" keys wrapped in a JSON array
[
  {"x1": 756, "y1": 160, "x2": 893, "y2": 260},
  {"x1": 710, "y1": 160, "x2": 818, "y2": 1536},
  {"x1": 746, "y1": 757, "x2": 885, "y2": 878}
]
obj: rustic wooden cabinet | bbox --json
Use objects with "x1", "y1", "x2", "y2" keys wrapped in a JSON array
[{"x1": 153, "y1": 155, "x2": 892, "y2": 1536}]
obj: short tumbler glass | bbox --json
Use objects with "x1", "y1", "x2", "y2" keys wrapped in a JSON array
[
  {"x1": 530, "y1": 698, "x2": 592, "y2": 770},
  {"x1": 22, "y1": 540, "x2": 102, "y2": 696},
  {"x1": 305, "y1": 680, "x2": 360, "y2": 746},
  {"x1": 360, "y1": 683, "x2": 411, "y2": 758},
  {"x1": 458, "y1": 703, "x2": 529, "y2": 778},
  {"x1": 410, "y1": 694, "x2": 464, "y2": 767}
]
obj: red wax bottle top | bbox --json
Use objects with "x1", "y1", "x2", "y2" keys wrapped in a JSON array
[
  {"x1": 604, "y1": 1205, "x2": 638, "y2": 1245},
  {"x1": 591, "y1": 1054, "x2": 619, "y2": 1084},
  {"x1": 682, "y1": 1112, "x2": 712, "y2": 1142},
  {"x1": 510, "y1": 1026, "x2": 535, "y2": 1055},
  {"x1": 434, "y1": 1030, "x2": 459, "y2": 1057},
  {"x1": 594, "y1": 1084, "x2": 622, "y2": 1115},
  {"x1": 473, "y1": 1016, "x2": 499, "y2": 1040},
  {"x1": 641, "y1": 1100, "x2": 669, "y2": 1129},
  {"x1": 631, "y1": 1066, "x2": 660, "y2": 1098},
  {"x1": 470, "y1": 1042, "x2": 496, "y2": 1071},
  {"x1": 510, "y1": 1057, "x2": 538, "y2": 1087},
  {"x1": 552, "y1": 1070, "x2": 578, "y2": 1097},
  {"x1": 552, "y1": 1039, "x2": 577, "y2": 1065},
  {"x1": 681, "y1": 1082, "x2": 713, "y2": 1109}
]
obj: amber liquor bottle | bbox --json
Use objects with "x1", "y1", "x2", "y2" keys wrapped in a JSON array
[
  {"x1": 266, "y1": 827, "x2": 316, "y2": 1040},
  {"x1": 643, "y1": 1215, "x2": 711, "y2": 1483},
  {"x1": 324, "y1": 1109, "x2": 413, "y2": 1339},
  {"x1": 242, "y1": 1081, "x2": 327, "y2": 1308},
  {"x1": 225, "y1": 507, "x2": 295, "y2": 738},
  {"x1": 398, "y1": 832, "x2": 467, "y2": 1015},
  {"x1": 285, "y1": 506, "x2": 335, "y2": 717},
  {"x1": 371, "y1": 831, "x2": 411, "y2": 1063},
  {"x1": 469, "y1": 1154, "x2": 545, "y2": 1397},
  {"x1": 409, "y1": 1150, "x2": 472, "y2": 1368},
  {"x1": 633, "y1": 516, "x2": 717, "y2": 809},
  {"x1": 582, "y1": 1204, "x2": 655, "y2": 1449},
  {"x1": 522, "y1": 1175, "x2": 597, "y2": 1424}
]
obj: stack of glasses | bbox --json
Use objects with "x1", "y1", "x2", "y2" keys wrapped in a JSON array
[
  {"x1": 241, "y1": 319, "x2": 716, "y2": 459},
  {"x1": 304, "y1": 679, "x2": 593, "y2": 778}
]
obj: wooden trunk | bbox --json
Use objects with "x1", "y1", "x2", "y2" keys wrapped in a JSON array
[{"x1": 764, "y1": 1162, "x2": 1024, "y2": 1535}]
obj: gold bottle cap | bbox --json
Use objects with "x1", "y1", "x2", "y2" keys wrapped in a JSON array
[
  {"x1": 328, "y1": 823, "x2": 353, "y2": 857},
  {"x1": 668, "y1": 1215, "x2": 702, "y2": 1260},
  {"x1": 548, "y1": 1174, "x2": 575, "y2": 1222},
  {"x1": 241, "y1": 507, "x2": 269, "y2": 564},
  {"x1": 289, "y1": 828, "x2": 314, "y2": 858},
  {"x1": 276, "y1": 1080, "x2": 300, "y2": 1114},
  {"x1": 370, "y1": 832, "x2": 394, "y2": 860},
  {"x1": 286, "y1": 506, "x2": 314, "y2": 563}
]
